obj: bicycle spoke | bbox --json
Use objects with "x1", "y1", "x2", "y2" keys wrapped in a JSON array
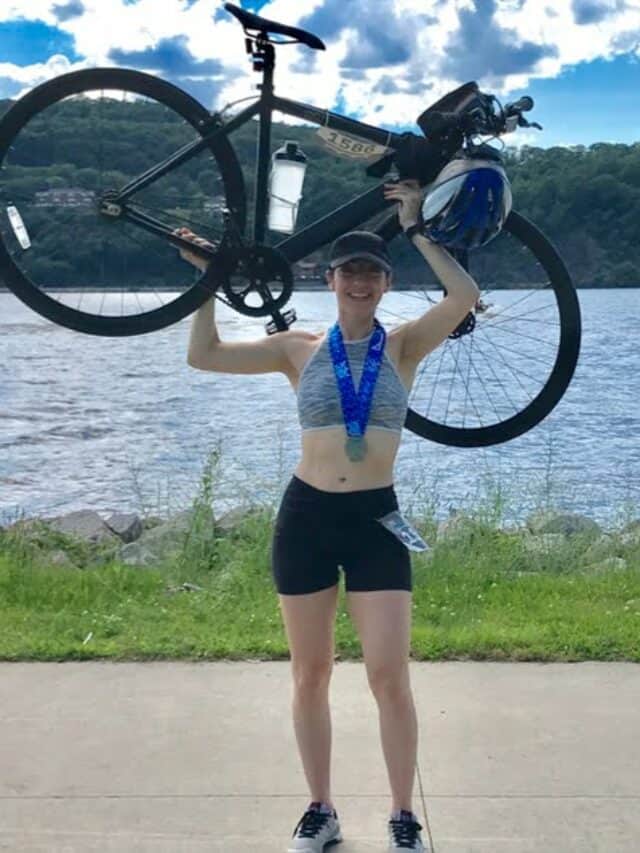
[
  {"x1": 26, "y1": 206, "x2": 82, "y2": 244},
  {"x1": 468, "y1": 333, "x2": 553, "y2": 367},
  {"x1": 473, "y1": 320, "x2": 558, "y2": 350},
  {"x1": 481, "y1": 311, "x2": 560, "y2": 332},
  {"x1": 439, "y1": 343, "x2": 456, "y2": 424},
  {"x1": 481, "y1": 299, "x2": 559, "y2": 322},
  {"x1": 456, "y1": 338, "x2": 488, "y2": 427},
  {"x1": 425, "y1": 346, "x2": 445, "y2": 414},
  {"x1": 456, "y1": 347, "x2": 490, "y2": 424},
  {"x1": 462, "y1": 334, "x2": 525, "y2": 411},
  {"x1": 462, "y1": 336, "x2": 511, "y2": 423},
  {"x1": 131, "y1": 201, "x2": 224, "y2": 240},
  {"x1": 480, "y1": 282, "x2": 553, "y2": 321}
]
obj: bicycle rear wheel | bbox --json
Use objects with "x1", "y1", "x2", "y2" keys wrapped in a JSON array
[
  {"x1": 371, "y1": 209, "x2": 581, "y2": 447},
  {"x1": 0, "y1": 68, "x2": 246, "y2": 336}
]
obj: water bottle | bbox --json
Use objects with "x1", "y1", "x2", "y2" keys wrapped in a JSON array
[{"x1": 268, "y1": 141, "x2": 307, "y2": 233}]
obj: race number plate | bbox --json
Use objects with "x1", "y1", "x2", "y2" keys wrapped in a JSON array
[
  {"x1": 315, "y1": 127, "x2": 390, "y2": 161},
  {"x1": 376, "y1": 510, "x2": 430, "y2": 552}
]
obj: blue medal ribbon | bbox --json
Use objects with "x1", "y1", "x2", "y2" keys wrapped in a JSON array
[{"x1": 328, "y1": 318, "x2": 386, "y2": 462}]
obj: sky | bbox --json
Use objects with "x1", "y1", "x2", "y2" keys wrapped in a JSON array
[{"x1": 0, "y1": 0, "x2": 639, "y2": 149}]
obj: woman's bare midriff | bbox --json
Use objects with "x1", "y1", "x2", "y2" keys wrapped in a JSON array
[{"x1": 283, "y1": 329, "x2": 417, "y2": 493}]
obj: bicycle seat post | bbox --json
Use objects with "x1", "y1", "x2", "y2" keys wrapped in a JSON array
[{"x1": 248, "y1": 32, "x2": 276, "y2": 245}]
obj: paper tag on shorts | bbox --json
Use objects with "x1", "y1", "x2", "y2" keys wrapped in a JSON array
[{"x1": 375, "y1": 510, "x2": 430, "y2": 552}]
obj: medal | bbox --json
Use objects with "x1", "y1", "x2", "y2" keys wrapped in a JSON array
[
  {"x1": 346, "y1": 434, "x2": 367, "y2": 462},
  {"x1": 328, "y1": 318, "x2": 386, "y2": 463}
]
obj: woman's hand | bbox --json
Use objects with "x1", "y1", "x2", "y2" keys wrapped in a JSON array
[
  {"x1": 383, "y1": 178, "x2": 424, "y2": 231},
  {"x1": 173, "y1": 227, "x2": 214, "y2": 272}
]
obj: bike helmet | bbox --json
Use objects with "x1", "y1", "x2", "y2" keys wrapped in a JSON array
[{"x1": 420, "y1": 157, "x2": 512, "y2": 250}]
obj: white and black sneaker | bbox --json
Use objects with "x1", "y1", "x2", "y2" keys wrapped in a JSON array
[
  {"x1": 287, "y1": 801, "x2": 343, "y2": 852},
  {"x1": 387, "y1": 809, "x2": 427, "y2": 851}
]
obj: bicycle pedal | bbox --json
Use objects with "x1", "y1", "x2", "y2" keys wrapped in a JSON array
[{"x1": 265, "y1": 307, "x2": 296, "y2": 335}]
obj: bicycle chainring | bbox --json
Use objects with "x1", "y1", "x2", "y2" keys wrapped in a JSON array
[
  {"x1": 211, "y1": 244, "x2": 293, "y2": 317},
  {"x1": 449, "y1": 311, "x2": 476, "y2": 339}
]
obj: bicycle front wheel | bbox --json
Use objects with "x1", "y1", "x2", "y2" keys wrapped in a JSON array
[
  {"x1": 371, "y1": 209, "x2": 581, "y2": 447},
  {"x1": 0, "y1": 68, "x2": 246, "y2": 336}
]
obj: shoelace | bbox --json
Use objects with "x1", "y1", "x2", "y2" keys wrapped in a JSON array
[
  {"x1": 294, "y1": 809, "x2": 332, "y2": 838},
  {"x1": 389, "y1": 816, "x2": 423, "y2": 848}
]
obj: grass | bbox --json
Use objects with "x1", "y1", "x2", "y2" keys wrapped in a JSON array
[{"x1": 1, "y1": 444, "x2": 639, "y2": 662}]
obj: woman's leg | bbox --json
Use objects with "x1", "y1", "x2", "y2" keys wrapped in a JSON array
[
  {"x1": 278, "y1": 583, "x2": 340, "y2": 809},
  {"x1": 346, "y1": 588, "x2": 417, "y2": 815}
]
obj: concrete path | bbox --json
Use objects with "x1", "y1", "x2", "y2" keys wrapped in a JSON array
[{"x1": 1, "y1": 661, "x2": 638, "y2": 852}]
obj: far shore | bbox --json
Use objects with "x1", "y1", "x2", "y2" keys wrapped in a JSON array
[{"x1": 2, "y1": 282, "x2": 640, "y2": 294}]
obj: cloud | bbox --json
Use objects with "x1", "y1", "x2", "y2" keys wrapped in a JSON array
[
  {"x1": 169, "y1": 75, "x2": 224, "y2": 108},
  {"x1": 372, "y1": 74, "x2": 402, "y2": 94},
  {"x1": 52, "y1": 0, "x2": 85, "y2": 21},
  {"x1": 107, "y1": 32, "x2": 232, "y2": 107},
  {"x1": 109, "y1": 35, "x2": 225, "y2": 77},
  {"x1": 611, "y1": 28, "x2": 640, "y2": 50},
  {"x1": 298, "y1": 0, "x2": 435, "y2": 69},
  {"x1": 0, "y1": 53, "x2": 78, "y2": 99},
  {"x1": 0, "y1": 0, "x2": 637, "y2": 137},
  {"x1": 572, "y1": 0, "x2": 628, "y2": 25},
  {"x1": 442, "y1": 0, "x2": 558, "y2": 84}
]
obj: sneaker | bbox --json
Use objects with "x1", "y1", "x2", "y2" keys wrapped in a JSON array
[
  {"x1": 287, "y1": 801, "x2": 343, "y2": 852},
  {"x1": 388, "y1": 809, "x2": 427, "y2": 851}
]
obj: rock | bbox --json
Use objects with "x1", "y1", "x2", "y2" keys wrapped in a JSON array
[
  {"x1": 46, "y1": 549, "x2": 77, "y2": 569},
  {"x1": 619, "y1": 525, "x2": 640, "y2": 548},
  {"x1": 215, "y1": 505, "x2": 263, "y2": 533},
  {"x1": 620, "y1": 532, "x2": 640, "y2": 548},
  {"x1": 520, "y1": 533, "x2": 565, "y2": 553},
  {"x1": 164, "y1": 581, "x2": 206, "y2": 595},
  {"x1": 582, "y1": 556, "x2": 628, "y2": 575},
  {"x1": 583, "y1": 533, "x2": 616, "y2": 563},
  {"x1": 118, "y1": 507, "x2": 215, "y2": 568},
  {"x1": 436, "y1": 511, "x2": 475, "y2": 543},
  {"x1": 43, "y1": 510, "x2": 121, "y2": 546},
  {"x1": 526, "y1": 509, "x2": 600, "y2": 537},
  {"x1": 119, "y1": 544, "x2": 159, "y2": 568},
  {"x1": 104, "y1": 512, "x2": 143, "y2": 543}
]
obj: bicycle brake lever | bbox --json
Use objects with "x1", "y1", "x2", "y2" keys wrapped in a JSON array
[{"x1": 517, "y1": 115, "x2": 543, "y2": 130}]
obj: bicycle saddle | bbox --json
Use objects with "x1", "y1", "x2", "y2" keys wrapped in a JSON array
[{"x1": 224, "y1": 3, "x2": 326, "y2": 50}]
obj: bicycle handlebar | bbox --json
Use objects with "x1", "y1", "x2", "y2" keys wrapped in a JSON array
[
  {"x1": 425, "y1": 92, "x2": 541, "y2": 140},
  {"x1": 505, "y1": 96, "x2": 533, "y2": 114}
]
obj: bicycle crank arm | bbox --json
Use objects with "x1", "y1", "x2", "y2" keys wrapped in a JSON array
[
  {"x1": 102, "y1": 203, "x2": 218, "y2": 262},
  {"x1": 265, "y1": 307, "x2": 297, "y2": 334}
]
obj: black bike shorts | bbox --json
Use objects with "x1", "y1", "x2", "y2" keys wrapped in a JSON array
[{"x1": 270, "y1": 474, "x2": 412, "y2": 595}]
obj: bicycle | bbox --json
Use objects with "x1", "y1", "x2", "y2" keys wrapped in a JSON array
[{"x1": 0, "y1": 1, "x2": 581, "y2": 447}]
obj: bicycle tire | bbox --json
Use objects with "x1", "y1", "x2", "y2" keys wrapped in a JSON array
[
  {"x1": 373, "y1": 209, "x2": 581, "y2": 447},
  {"x1": 0, "y1": 67, "x2": 246, "y2": 336}
]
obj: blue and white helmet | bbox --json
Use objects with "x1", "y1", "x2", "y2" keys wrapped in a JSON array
[{"x1": 420, "y1": 157, "x2": 512, "y2": 250}]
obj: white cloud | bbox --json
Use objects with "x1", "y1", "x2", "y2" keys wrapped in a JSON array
[
  {"x1": 0, "y1": 0, "x2": 638, "y2": 137},
  {"x1": 0, "y1": 55, "x2": 84, "y2": 99},
  {"x1": 494, "y1": 0, "x2": 640, "y2": 72}
]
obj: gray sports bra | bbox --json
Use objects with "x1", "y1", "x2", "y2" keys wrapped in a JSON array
[{"x1": 296, "y1": 329, "x2": 409, "y2": 434}]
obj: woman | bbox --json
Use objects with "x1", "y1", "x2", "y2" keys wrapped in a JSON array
[{"x1": 183, "y1": 179, "x2": 480, "y2": 852}]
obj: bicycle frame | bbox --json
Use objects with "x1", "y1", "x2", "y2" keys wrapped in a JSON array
[{"x1": 112, "y1": 39, "x2": 407, "y2": 265}]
